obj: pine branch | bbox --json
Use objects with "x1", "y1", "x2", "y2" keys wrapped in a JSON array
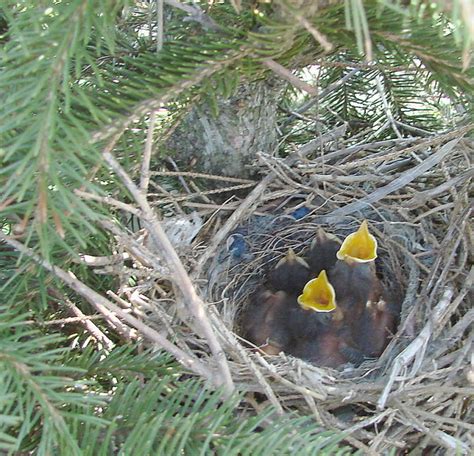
[{"x1": 0, "y1": 233, "x2": 214, "y2": 385}]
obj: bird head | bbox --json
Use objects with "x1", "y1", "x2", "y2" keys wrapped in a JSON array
[
  {"x1": 336, "y1": 220, "x2": 377, "y2": 264},
  {"x1": 310, "y1": 227, "x2": 340, "y2": 250},
  {"x1": 275, "y1": 247, "x2": 309, "y2": 269},
  {"x1": 297, "y1": 270, "x2": 336, "y2": 313}
]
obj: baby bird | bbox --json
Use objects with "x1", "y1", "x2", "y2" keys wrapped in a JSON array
[
  {"x1": 268, "y1": 248, "x2": 311, "y2": 295},
  {"x1": 307, "y1": 227, "x2": 340, "y2": 276},
  {"x1": 357, "y1": 296, "x2": 398, "y2": 357},
  {"x1": 293, "y1": 268, "x2": 364, "y2": 367},
  {"x1": 242, "y1": 249, "x2": 315, "y2": 356},
  {"x1": 240, "y1": 289, "x2": 293, "y2": 355},
  {"x1": 330, "y1": 220, "x2": 396, "y2": 359}
]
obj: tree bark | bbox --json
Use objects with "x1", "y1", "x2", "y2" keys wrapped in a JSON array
[{"x1": 167, "y1": 79, "x2": 283, "y2": 178}]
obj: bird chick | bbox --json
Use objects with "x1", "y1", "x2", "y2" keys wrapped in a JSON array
[
  {"x1": 297, "y1": 269, "x2": 337, "y2": 314},
  {"x1": 329, "y1": 220, "x2": 379, "y2": 314},
  {"x1": 357, "y1": 296, "x2": 398, "y2": 358},
  {"x1": 307, "y1": 227, "x2": 340, "y2": 276},
  {"x1": 269, "y1": 248, "x2": 311, "y2": 294},
  {"x1": 330, "y1": 220, "x2": 397, "y2": 359},
  {"x1": 289, "y1": 269, "x2": 354, "y2": 367},
  {"x1": 290, "y1": 329, "x2": 350, "y2": 368},
  {"x1": 240, "y1": 289, "x2": 293, "y2": 355}
]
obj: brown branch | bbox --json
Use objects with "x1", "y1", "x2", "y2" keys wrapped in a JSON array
[
  {"x1": 101, "y1": 150, "x2": 235, "y2": 397},
  {"x1": 75, "y1": 189, "x2": 140, "y2": 215},
  {"x1": 263, "y1": 59, "x2": 317, "y2": 95},
  {"x1": 151, "y1": 170, "x2": 255, "y2": 184}
]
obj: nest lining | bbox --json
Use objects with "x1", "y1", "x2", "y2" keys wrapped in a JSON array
[{"x1": 102, "y1": 129, "x2": 472, "y2": 454}]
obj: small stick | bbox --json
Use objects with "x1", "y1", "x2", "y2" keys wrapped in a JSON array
[
  {"x1": 102, "y1": 150, "x2": 235, "y2": 397},
  {"x1": 166, "y1": 156, "x2": 192, "y2": 194},
  {"x1": 194, "y1": 175, "x2": 272, "y2": 276},
  {"x1": 59, "y1": 293, "x2": 114, "y2": 350},
  {"x1": 24, "y1": 315, "x2": 104, "y2": 326},
  {"x1": 75, "y1": 189, "x2": 140, "y2": 215},
  {"x1": 378, "y1": 287, "x2": 454, "y2": 410},
  {"x1": 0, "y1": 233, "x2": 213, "y2": 383},
  {"x1": 340, "y1": 124, "x2": 473, "y2": 170},
  {"x1": 209, "y1": 310, "x2": 284, "y2": 414},
  {"x1": 151, "y1": 170, "x2": 255, "y2": 184},
  {"x1": 156, "y1": 0, "x2": 163, "y2": 53},
  {"x1": 140, "y1": 111, "x2": 157, "y2": 193},
  {"x1": 375, "y1": 73, "x2": 402, "y2": 139},
  {"x1": 405, "y1": 169, "x2": 474, "y2": 208},
  {"x1": 322, "y1": 137, "x2": 462, "y2": 223},
  {"x1": 282, "y1": 69, "x2": 360, "y2": 126},
  {"x1": 263, "y1": 59, "x2": 317, "y2": 95}
]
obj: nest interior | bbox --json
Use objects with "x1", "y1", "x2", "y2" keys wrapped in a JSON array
[{"x1": 111, "y1": 127, "x2": 473, "y2": 454}]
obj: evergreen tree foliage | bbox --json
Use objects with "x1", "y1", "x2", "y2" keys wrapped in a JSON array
[{"x1": 0, "y1": 0, "x2": 472, "y2": 452}]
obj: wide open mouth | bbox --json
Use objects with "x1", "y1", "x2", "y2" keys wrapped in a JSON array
[
  {"x1": 336, "y1": 220, "x2": 378, "y2": 263},
  {"x1": 297, "y1": 270, "x2": 336, "y2": 313}
]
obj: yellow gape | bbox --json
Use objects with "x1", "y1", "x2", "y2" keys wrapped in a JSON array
[
  {"x1": 336, "y1": 220, "x2": 378, "y2": 263},
  {"x1": 297, "y1": 270, "x2": 336, "y2": 313}
]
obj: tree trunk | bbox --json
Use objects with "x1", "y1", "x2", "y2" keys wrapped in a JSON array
[{"x1": 167, "y1": 79, "x2": 283, "y2": 178}]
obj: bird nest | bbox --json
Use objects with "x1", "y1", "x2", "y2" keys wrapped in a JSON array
[{"x1": 97, "y1": 125, "x2": 473, "y2": 454}]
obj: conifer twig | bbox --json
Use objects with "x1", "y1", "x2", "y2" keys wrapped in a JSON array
[
  {"x1": 263, "y1": 59, "x2": 317, "y2": 95},
  {"x1": 0, "y1": 233, "x2": 213, "y2": 383},
  {"x1": 140, "y1": 111, "x2": 157, "y2": 193},
  {"x1": 101, "y1": 149, "x2": 235, "y2": 397},
  {"x1": 50, "y1": 288, "x2": 114, "y2": 350}
]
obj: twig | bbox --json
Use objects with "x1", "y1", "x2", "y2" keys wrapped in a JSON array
[
  {"x1": 394, "y1": 400, "x2": 470, "y2": 454},
  {"x1": 308, "y1": 173, "x2": 387, "y2": 183},
  {"x1": 76, "y1": 253, "x2": 127, "y2": 267},
  {"x1": 156, "y1": 0, "x2": 164, "y2": 52},
  {"x1": 101, "y1": 149, "x2": 235, "y2": 397},
  {"x1": 163, "y1": 0, "x2": 219, "y2": 29},
  {"x1": 99, "y1": 220, "x2": 169, "y2": 273},
  {"x1": 340, "y1": 124, "x2": 473, "y2": 170},
  {"x1": 282, "y1": 69, "x2": 360, "y2": 126},
  {"x1": 151, "y1": 170, "x2": 255, "y2": 184},
  {"x1": 395, "y1": 121, "x2": 433, "y2": 137},
  {"x1": 140, "y1": 111, "x2": 157, "y2": 193},
  {"x1": 432, "y1": 308, "x2": 474, "y2": 360},
  {"x1": 378, "y1": 287, "x2": 454, "y2": 410},
  {"x1": 263, "y1": 59, "x2": 317, "y2": 95},
  {"x1": 166, "y1": 156, "x2": 192, "y2": 194},
  {"x1": 322, "y1": 137, "x2": 462, "y2": 223},
  {"x1": 405, "y1": 168, "x2": 474, "y2": 208},
  {"x1": 208, "y1": 310, "x2": 284, "y2": 414},
  {"x1": 194, "y1": 174, "x2": 273, "y2": 277},
  {"x1": 0, "y1": 233, "x2": 213, "y2": 382},
  {"x1": 24, "y1": 315, "x2": 105, "y2": 326},
  {"x1": 59, "y1": 293, "x2": 114, "y2": 350},
  {"x1": 75, "y1": 189, "x2": 140, "y2": 215},
  {"x1": 152, "y1": 182, "x2": 256, "y2": 205},
  {"x1": 375, "y1": 73, "x2": 402, "y2": 139},
  {"x1": 284, "y1": 7, "x2": 332, "y2": 52}
]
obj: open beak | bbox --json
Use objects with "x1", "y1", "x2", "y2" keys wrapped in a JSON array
[
  {"x1": 336, "y1": 220, "x2": 378, "y2": 263},
  {"x1": 297, "y1": 270, "x2": 336, "y2": 313}
]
